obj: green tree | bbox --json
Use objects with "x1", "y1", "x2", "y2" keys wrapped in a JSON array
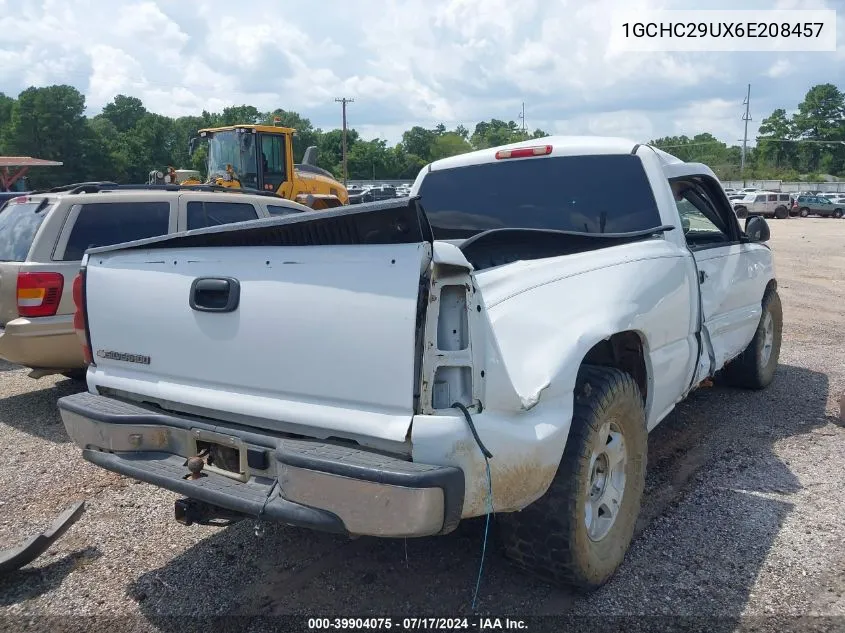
[
  {"x1": 791, "y1": 83, "x2": 845, "y2": 173},
  {"x1": 5, "y1": 85, "x2": 92, "y2": 186},
  {"x1": 220, "y1": 105, "x2": 261, "y2": 126},
  {"x1": 401, "y1": 126, "x2": 437, "y2": 161},
  {"x1": 470, "y1": 119, "x2": 524, "y2": 149},
  {"x1": 0, "y1": 92, "x2": 15, "y2": 152},
  {"x1": 429, "y1": 132, "x2": 472, "y2": 161},
  {"x1": 99, "y1": 94, "x2": 147, "y2": 132},
  {"x1": 757, "y1": 108, "x2": 797, "y2": 170}
]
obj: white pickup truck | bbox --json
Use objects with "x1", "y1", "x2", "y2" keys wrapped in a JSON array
[{"x1": 58, "y1": 136, "x2": 781, "y2": 590}]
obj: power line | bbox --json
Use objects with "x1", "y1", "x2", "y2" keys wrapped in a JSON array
[{"x1": 334, "y1": 97, "x2": 354, "y2": 185}]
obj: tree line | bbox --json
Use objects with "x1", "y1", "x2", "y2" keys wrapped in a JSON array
[
  {"x1": 650, "y1": 83, "x2": 845, "y2": 182},
  {"x1": 0, "y1": 82, "x2": 842, "y2": 190}
]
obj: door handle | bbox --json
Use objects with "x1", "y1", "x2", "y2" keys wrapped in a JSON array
[
  {"x1": 699, "y1": 270, "x2": 709, "y2": 284},
  {"x1": 189, "y1": 277, "x2": 240, "y2": 313}
]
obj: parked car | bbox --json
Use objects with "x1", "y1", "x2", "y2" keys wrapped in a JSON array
[
  {"x1": 0, "y1": 183, "x2": 311, "y2": 378},
  {"x1": 58, "y1": 137, "x2": 780, "y2": 592},
  {"x1": 732, "y1": 191, "x2": 792, "y2": 219},
  {"x1": 368, "y1": 185, "x2": 397, "y2": 201},
  {"x1": 794, "y1": 195, "x2": 845, "y2": 218}
]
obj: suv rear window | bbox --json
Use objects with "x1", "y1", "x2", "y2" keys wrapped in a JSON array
[
  {"x1": 61, "y1": 201, "x2": 170, "y2": 261},
  {"x1": 417, "y1": 154, "x2": 662, "y2": 239},
  {"x1": 267, "y1": 204, "x2": 305, "y2": 216},
  {"x1": 187, "y1": 201, "x2": 258, "y2": 230},
  {"x1": 0, "y1": 199, "x2": 51, "y2": 262}
]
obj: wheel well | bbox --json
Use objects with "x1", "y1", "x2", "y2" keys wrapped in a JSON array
[
  {"x1": 581, "y1": 331, "x2": 648, "y2": 404},
  {"x1": 764, "y1": 278, "x2": 777, "y2": 299}
]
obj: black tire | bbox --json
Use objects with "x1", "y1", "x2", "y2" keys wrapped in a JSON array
[
  {"x1": 722, "y1": 289, "x2": 782, "y2": 390},
  {"x1": 799, "y1": 207, "x2": 810, "y2": 218},
  {"x1": 499, "y1": 366, "x2": 647, "y2": 591},
  {"x1": 834, "y1": 208, "x2": 843, "y2": 219},
  {"x1": 734, "y1": 206, "x2": 747, "y2": 219},
  {"x1": 774, "y1": 206, "x2": 788, "y2": 219}
]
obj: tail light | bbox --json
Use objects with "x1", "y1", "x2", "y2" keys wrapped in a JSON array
[
  {"x1": 17, "y1": 272, "x2": 63, "y2": 318},
  {"x1": 72, "y1": 270, "x2": 94, "y2": 365}
]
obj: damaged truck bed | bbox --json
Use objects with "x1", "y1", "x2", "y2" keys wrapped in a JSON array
[{"x1": 57, "y1": 136, "x2": 782, "y2": 591}]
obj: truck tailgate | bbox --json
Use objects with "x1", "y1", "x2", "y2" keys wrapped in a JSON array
[{"x1": 84, "y1": 241, "x2": 430, "y2": 443}]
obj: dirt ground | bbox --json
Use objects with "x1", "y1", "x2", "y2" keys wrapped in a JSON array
[{"x1": 0, "y1": 217, "x2": 844, "y2": 632}]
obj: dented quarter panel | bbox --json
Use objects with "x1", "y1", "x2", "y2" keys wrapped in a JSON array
[
  {"x1": 474, "y1": 239, "x2": 697, "y2": 428},
  {"x1": 413, "y1": 238, "x2": 703, "y2": 517}
]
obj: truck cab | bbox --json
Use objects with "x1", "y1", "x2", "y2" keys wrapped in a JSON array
[{"x1": 188, "y1": 125, "x2": 349, "y2": 209}]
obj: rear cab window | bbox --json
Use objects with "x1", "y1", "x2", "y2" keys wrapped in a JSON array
[
  {"x1": 58, "y1": 201, "x2": 171, "y2": 261},
  {"x1": 186, "y1": 200, "x2": 258, "y2": 230},
  {"x1": 416, "y1": 154, "x2": 662, "y2": 240},
  {"x1": 0, "y1": 198, "x2": 53, "y2": 262}
]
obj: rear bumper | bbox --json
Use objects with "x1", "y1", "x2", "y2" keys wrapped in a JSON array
[
  {"x1": 58, "y1": 392, "x2": 465, "y2": 538},
  {"x1": 0, "y1": 314, "x2": 83, "y2": 370}
]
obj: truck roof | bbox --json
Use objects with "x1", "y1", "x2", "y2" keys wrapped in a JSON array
[{"x1": 425, "y1": 135, "x2": 691, "y2": 173}]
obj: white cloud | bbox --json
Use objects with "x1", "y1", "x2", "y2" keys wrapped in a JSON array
[{"x1": 0, "y1": 0, "x2": 841, "y2": 146}]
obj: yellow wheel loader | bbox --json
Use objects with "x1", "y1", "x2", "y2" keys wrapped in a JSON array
[{"x1": 184, "y1": 124, "x2": 349, "y2": 210}]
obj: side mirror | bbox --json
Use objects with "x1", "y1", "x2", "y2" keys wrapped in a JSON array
[
  {"x1": 745, "y1": 215, "x2": 770, "y2": 242},
  {"x1": 188, "y1": 137, "x2": 198, "y2": 157}
]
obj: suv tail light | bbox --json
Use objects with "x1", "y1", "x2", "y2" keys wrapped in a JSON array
[
  {"x1": 72, "y1": 270, "x2": 94, "y2": 365},
  {"x1": 17, "y1": 272, "x2": 64, "y2": 318}
]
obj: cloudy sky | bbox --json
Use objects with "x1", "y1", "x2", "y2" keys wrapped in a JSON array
[{"x1": 0, "y1": 0, "x2": 842, "y2": 146}]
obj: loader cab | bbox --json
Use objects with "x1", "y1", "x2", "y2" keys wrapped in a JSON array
[{"x1": 193, "y1": 125, "x2": 294, "y2": 195}]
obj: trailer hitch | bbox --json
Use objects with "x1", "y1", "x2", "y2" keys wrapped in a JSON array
[{"x1": 174, "y1": 498, "x2": 246, "y2": 527}]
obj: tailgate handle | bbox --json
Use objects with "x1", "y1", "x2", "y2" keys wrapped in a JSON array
[{"x1": 189, "y1": 277, "x2": 240, "y2": 313}]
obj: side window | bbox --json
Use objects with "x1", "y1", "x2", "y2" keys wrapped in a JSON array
[
  {"x1": 186, "y1": 201, "x2": 258, "y2": 230},
  {"x1": 261, "y1": 135, "x2": 284, "y2": 175},
  {"x1": 670, "y1": 178, "x2": 732, "y2": 248},
  {"x1": 767, "y1": 194, "x2": 777, "y2": 202},
  {"x1": 266, "y1": 204, "x2": 304, "y2": 216},
  {"x1": 62, "y1": 202, "x2": 170, "y2": 261},
  {"x1": 779, "y1": 195, "x2": 790, "y2": 202}
]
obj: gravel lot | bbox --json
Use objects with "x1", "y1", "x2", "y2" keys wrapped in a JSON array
[{"x1": 1, "y1": 217, "x2": 844, "y2": 632}]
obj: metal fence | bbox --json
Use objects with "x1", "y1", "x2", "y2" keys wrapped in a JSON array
[
  {"x1": 722, "y1": 180, "x2": 845, "y2": 193},
  {"x1": 346, "y1": 180, "x2": 414, "y2": 188}
]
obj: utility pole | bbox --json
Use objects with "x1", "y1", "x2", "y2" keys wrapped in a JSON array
[
  {"x1": 335, "y1": 97, "x2": 354, "y2": 185},
  {"x1": 518, "y1": 102, "x2": 526, "y2": 136},
  {"x1": 741, "y1": 84, "x2": 752, "y2": 187}
]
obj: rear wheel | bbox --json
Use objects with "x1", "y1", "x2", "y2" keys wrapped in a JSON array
[
  {"x1": 774, "y1": 206, "x2": 788, "y2": 219},
  {"x1": 734, "y1": 206, "x2": 747, "y2": 219},
  {"x1": 499, "y1": 366, "x2": 646, "y2": 591},
  {"x1": 722, "y1": 289, "x2": 782, "y2": 390},
  {"x1": 799, "y1": 207, "x2": 810, "y2": 218},
  {"x1": 834, "y1": 208, "x2": 843, "y2": 219}
]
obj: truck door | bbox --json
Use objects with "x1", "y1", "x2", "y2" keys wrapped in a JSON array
[
  {"x1": 671, "y1": 176, "x2": 771, "y2": 377},
  {"x1": 258, "y1": 133, "x2": 288, "y2": 193}
]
